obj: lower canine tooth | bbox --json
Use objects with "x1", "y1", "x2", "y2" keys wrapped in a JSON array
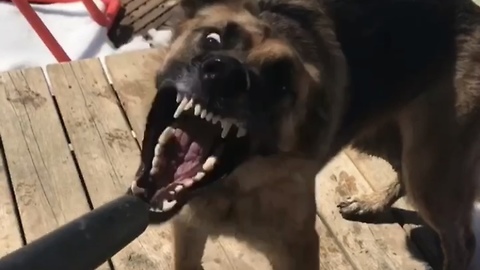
[
  {"x1": 202, "y1": 156, "x2": 217, "y2": 171},
  {"x1": 130, "y1": 181, "x2": 145, "y2": 195},
  {"x1": 150, "y1": 167, "x2": 159, "y2": 175},
  {"x1": 154, "y1": 143, "x2": 162, "y2": 156},
  {"x1": 193, "y1": 172, "x2": 205, "y2": 181},
  {"x1": 158, "y1": 127, "x2": 175, "y2": 144},
  {"x1": 162, "y1": 200, "x2": 177, "y2": 211},
  {"x1": 150, "y1": 156, "x2": 162, "y2": 175}
]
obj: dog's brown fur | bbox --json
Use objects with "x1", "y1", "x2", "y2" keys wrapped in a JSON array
[
  {"x1": 142, "y1": 0, "x2": 345, "y2": 268},
  {"x1": 137, "y1": 0, "x2": 480, "y2": 269}
]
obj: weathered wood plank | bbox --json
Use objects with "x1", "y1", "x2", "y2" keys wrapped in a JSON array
[
  {"x1": 344, "y1": 147, "x2": 442, "y2": 268},
  {"x1": 132, "y1": 0, "x2": 178, "y2": 32},
  {"x1": 0, "y1": 146, "x2": 23, "y2": 256},
  {"x1": 46, "y1": 59, "x2": 160, "y2": 270},
  {"x1": 105, "y1": 49, "x2": 162, "y2": 143},
  {"x1": 317, "y1": 216, "x2": 355, "y2": 270},
  {"x1": 0, "y1": 69, "x2": 91, "y2": 244},
  {"x1": 316, "y1": 152, "x2": 429, "y2": 270},
  {"x1": 105, "y1": 49, "x2": 266, "y2": 270}
]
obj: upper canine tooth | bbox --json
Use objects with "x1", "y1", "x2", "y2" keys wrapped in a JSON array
[
  {"x1": 184, "y1": 98, "x2": 194, "y2": 111},
  {"x1": 201, "y1": 110, "x2": 207, "y2": 118},
  {"x1": 237, "y1": 127, "x2": 247, "y2": 138},
  {"x1": 158, "y1": 127, "x2": 175, "y2": 145},
  {"x1": 221, "y1": 120, "x2": 232, "y2": 138},
  {"x1": 194, "y1": 104, "x2": 202, "y2": 116},
  {"x1": 174, "y1": 97, "x2": 188, "y2": 118}
]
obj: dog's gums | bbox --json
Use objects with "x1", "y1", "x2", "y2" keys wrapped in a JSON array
[{"x1": 132, "y1": 88, "x2": 250, "y2": 213}]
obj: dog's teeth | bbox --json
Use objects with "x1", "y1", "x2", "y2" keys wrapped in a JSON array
[
  {"x1": 201, "y1": 110, "x2": 207, "y2": 118},
  {"x1": 158, "y1": 127, "x2": 175, "y2": 145},
  {"x1": 174, "y1": 185, "x2": 183, "y2": 192},
  {"x1": 150, "y1": 207, "x2": 162, "y2": 212},
  {"x1": 193, "y1": 172, "x2": 205, "y2": 181},
  {"x1": 169, "y1": 191, "x2": 175, "y2": 195},
  {"x1": 237, "y1": 127, "x2": 247, "y2": 138},
  {"x1": 150, "y1": 156, "x2": 161, "y2": 175},
  {"x1": 154, "y1": 143, "x2": 162, "y2": 156},
  {"x1": 130, "y1": 181, "x2": 145, "y2": 195},
  {"x1": 185, "y1": 98, "x2": 194, "y2": 111},
  {"x1": 202, "y1": 156, "x2": 217, "y2": 171},
  {"x1": 161, "y1": 199, "x2": 177, "y2": 211},
  {"x1": 150, "y1": 166, "x2": 159, "y2": 175},
  {"x1": 212, "y1": 116, "x2": 220, "y2": 124},
  {"x1": 184, "y1": 178, "x2": 195, "y2": 187},
  {"x1": 194, "y1": 104, "x2": 201, "y2": 116},
  {"x1": 176, "y1": 94, "x2": 182, "y2": 103},
  {"x1": 206, "y1": 113, "x2": 213, "y2": 121},
  {"x1": 221, "y1": 120, "x2": 233, "y2": 138},
  {"x1": 174, "y1": 97, "x2": 188, "y2": 118},
  {"x1": 151, "y1": 156, "x2": 161, "y2": 167}
]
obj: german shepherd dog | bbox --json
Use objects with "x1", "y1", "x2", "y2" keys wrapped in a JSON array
[{"x1": 128, "y1": 0, "x2": 480, "y2": 268}]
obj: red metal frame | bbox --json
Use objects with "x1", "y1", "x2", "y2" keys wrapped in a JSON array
[{"x1": 8, "y1": 0, "x2": 120, "y2": 63}]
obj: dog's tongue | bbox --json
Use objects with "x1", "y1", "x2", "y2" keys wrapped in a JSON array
[
  {"x1": 168, "y1": 117, "x2": 218, "y2": 182},
  {"x1": 171, "y1": 129, "x2": 204, "y2": 181}
]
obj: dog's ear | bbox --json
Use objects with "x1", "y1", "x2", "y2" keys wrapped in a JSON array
[{"x1": 180, "y1": 0, "x2": 259, "y2": 18}]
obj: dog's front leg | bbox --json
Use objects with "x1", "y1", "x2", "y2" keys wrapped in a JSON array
[
  {"x1": 172, "y1": 218, "x2": 208, "y2": 270},
  {"x1": 266, "y1": 230, "x2": 320, "y2": 270}
]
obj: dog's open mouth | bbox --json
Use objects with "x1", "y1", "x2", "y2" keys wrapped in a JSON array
[{"x1": 132, "y1": 88, "x2": 249, "y2": 212}]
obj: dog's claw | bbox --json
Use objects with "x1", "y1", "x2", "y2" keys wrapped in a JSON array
[{"x1": 337, "y1": 196, "x2": 368, "y2": 218}]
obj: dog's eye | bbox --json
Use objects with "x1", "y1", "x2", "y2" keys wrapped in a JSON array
[{"x1": 202, "y1": 32, "x2": 222, "y2": 50}]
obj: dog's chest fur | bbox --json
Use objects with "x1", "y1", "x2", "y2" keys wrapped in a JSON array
[{"x1": 174, "y1": 157, "x2": 319, "y2": 244}]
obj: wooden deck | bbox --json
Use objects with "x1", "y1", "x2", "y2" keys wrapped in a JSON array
[
  {"x1": 108, "y1": 0, "x2": 181, "y2": 47},
  {"x1": 0, "y1": 48, "x2": 442, "y2": 269}
]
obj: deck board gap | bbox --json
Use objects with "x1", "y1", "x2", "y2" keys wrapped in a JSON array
[
  {"x1": 47, "y1": 73, "x2": 115, "y2": 270},
  {"x1": 109, "y1": 83, "x2": 142, "y2": 148},
  {"x1": 49, "y1": 94, "x2": 96, "y2": 211},
  {"x1": 0, "y1": 136, "x2": 27, "y2": 246}
]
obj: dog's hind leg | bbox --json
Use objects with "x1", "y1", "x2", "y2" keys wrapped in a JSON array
[
  {"x1": 338, "y1": 176, "x2": 404, "y2": 218},
  {"x1": 397, "y1": 94, "x2": 476, "y2": 270},
  {"x1": 338, "y1": 121, "x2": 405, "y2": 218},
  {"x1": 172, "y1": 218, "x2": 208, "y2": 270}
]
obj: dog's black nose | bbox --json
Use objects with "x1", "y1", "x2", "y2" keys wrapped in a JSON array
[{"x1": 200, "y1": 55, "x2": 249, "y2": 98}]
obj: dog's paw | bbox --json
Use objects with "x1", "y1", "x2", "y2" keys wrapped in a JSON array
[{"x1": 337, "y1": 196, "x2": 370, "y2": 218}]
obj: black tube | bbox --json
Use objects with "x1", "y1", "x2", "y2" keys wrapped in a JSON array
[{"x1": 0, "y1": 195, "x2": 150, "y2": 270}]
